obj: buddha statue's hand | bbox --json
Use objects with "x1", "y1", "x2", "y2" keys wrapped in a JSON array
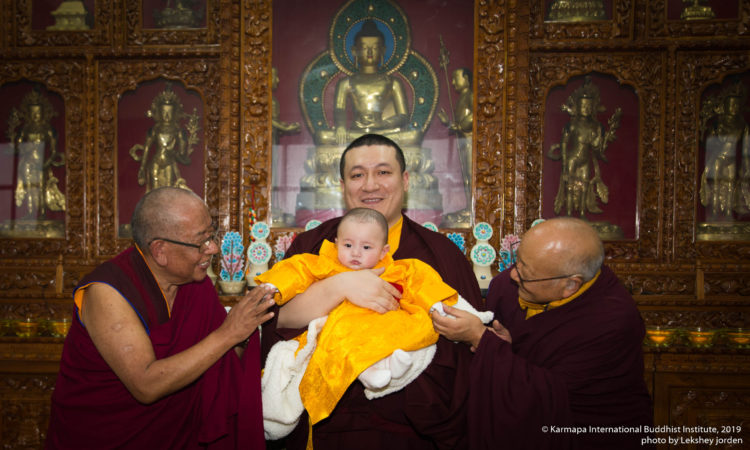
[
  {"x1": 437, "y1": 108, "x2": 449, "y2": 126},
  {"x1": 335, "y1": 126, "x2": 348, "y2": 146},
  {"x1": 137, "y1": 166, "x2": 147, "y2": 186}
]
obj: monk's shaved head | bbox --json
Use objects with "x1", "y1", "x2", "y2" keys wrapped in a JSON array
[
  {"x1": 520, "y1": 217, "x2": 604, "y2": 282},
  {"x1": 131, "y1": 187, "x2": 205, "y2": 252}
]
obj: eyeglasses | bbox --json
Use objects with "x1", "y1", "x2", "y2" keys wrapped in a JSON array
[
  {"x1": 150, "y1": 231, "x2": 218, "y2": 253},
  {"x1": 511, "y1": 263, "x2": 574, "y2": 287}
]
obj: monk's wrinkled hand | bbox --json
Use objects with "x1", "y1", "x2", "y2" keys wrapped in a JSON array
[
  {"x1": 223, "y1": 284, "x2": 275, "y2": 344},
  {"x1": 337, "y1": 267, "x2": 400, "y2": 314},
  {"x1": 430, "y1": 304, "x2": 486, "y2": 351}
]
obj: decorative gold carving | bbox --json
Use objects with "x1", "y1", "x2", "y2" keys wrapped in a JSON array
[
  {"x1": 0, "y1": 393, "x2": 53, "y2": 448},
  {"x1": 680, "y1": 0, "x2": 715, "y2": 21},
  {"x1": 47, "y1": 1, "x2": 90, "y2": 31},
  {"x1": 16, "y1": 0, "x2": 109, "y2": 47},
  {"x1": 647, "y1": 1, "x2": 750, "y2": 38},
  {"x1": 0, "y1": 62, "x2": 87, "y2": 259},
  {"x1": 240, "y1": 0, "x2": 272, "y2": 239},
  {"x1": 529, "y1": 54, "x2": 663, "y2": 260},
  {"x1": 128, "y1": 84, "x2": 201, "y2": 193},
  {"x1": 545, "y1": 76, "x2": 623, "y2": 238},
  {"x1": 698, "y1": 78, "x2": 750, "y2": 223},
  {"x1": 124, "y1": 0, "x2": 220, "y2": 47},
  {"x1": 545, "y1": 0, "x2": 607, "y2": 23},
  {"x1": 531, "y1": 0, "x2": 633, "y2": 42},
  {"x1": 674, "y1": 53, "x2": 750, "y2": 261},
  {"x1": 655, "y1": 355, "x2": 750, "y2": 373},
  {"x1": 641, "y1": 310, "x2": 746, "y2": 330},
  {"x1": 4, "y1": 87, "x2": 66, "y2": 224},
  {"x1": 474, "y1": 0, "x2": 510, "y2": 241},
  {"x1": 97, "y1": 60, "x2": 223, "y2": 257}
]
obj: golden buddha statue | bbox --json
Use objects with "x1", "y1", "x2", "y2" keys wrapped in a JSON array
[
  {"x1": 129, "y1": 85, "x2": 200, "y2": 193},
  {"x1": 295, "y1": 1, "x2": 442, "y2": 225},
  {"x1": 439, "y1": 68, "x2": 473, "y2": 226},
  {"x1": 8, "y1": 88, "x2": 66, "y2": 219},
  {"x1": 699, "y1": 79, "x2": 750, "y2": 220},
  {"x1": 547, "y1": 77, "x2": 622, "y2": 235},
  {"x1": 314, "y1": 20, "x2": 421, "y2": 148}
]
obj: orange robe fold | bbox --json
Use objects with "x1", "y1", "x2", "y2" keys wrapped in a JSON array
[{"x1": 256, "y1": 240, "x2": 458, "y2": 424}]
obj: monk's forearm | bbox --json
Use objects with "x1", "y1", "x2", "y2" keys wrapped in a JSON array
[
  {"x1": 133, "y1": 328, "x2": 237, "y2": 404},
  {"x1": 277, "y1": 276, "x2": 343, "y2": 328}
]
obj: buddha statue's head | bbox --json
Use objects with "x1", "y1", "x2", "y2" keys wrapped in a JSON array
[
  {"x1": 721, "y1": 80, "x2": 748, "y2": 116},
  {"x1": 577, "y1": 96, "x2": 595, "y2": 117},
  {"x1": 29, "y1": 104, "x2": 43, "y2": 124},
  {"x1": 353, "y1": 20, "x2": 386, "y2": 71},
  {"x1": 452, "y1": 68, "x2": 472, "y2": 91}
]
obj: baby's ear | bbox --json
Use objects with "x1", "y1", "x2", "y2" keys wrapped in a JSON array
[{"x1": 382, "y1": 244, "x2": 391, "y2": 258}]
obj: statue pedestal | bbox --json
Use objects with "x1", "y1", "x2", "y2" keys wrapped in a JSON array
[
  {"x1": 697, "y1": 222, "x2": 750, "y2": 241},
  {"x1": 589, "y1": 221, "x2": 624, "y2": 241},
  {"x1": 0, "y1": 219, "x2": 64, "y2": 238}
]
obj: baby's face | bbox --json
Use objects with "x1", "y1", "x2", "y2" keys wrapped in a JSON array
[{"x1": 336, "y1": 220, "x2": 388, "y2": 270}]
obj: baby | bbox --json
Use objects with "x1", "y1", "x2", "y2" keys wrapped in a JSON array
[{"x1": 257, "y1": 208, "x2": 491, "y2": 426}]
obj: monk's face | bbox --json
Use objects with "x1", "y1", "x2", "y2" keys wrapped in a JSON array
[
  {"x1": 162, "y1": 201, "x2": 219, "y2": 284},
  {"x1": 510, "y1": 235, "x2": 572, "y2": 304},
  {"x1": 340, "y1": 144, "x2": 409, "y2": 228}
]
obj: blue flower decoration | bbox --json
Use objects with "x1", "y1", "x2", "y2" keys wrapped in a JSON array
[
  {"x1": 221, "y1": 231, "x2": 244, "y2": 256},
  {"x1": 473, "y1": 222, "x2": 493, "y2": 241},
  {"x1": 447, "y1": 232, "x2": 466, "y2": 254},
  {"x1": 251, "y1": 222, "x2": 270, "y2": 240},
  {"x1": 471, "y1": 243, "x2": 496, "y2": 267},
  {"x1": 248, "y1": 241, "x2": 272, "y2": 265},
  {"x1": 220, "y1": 231, "x2": 245, "y2": 281}
]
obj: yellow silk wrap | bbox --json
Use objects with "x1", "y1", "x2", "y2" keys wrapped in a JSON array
[{"x1": 255, "y1": 240, "x2": 458, "y2": 424}]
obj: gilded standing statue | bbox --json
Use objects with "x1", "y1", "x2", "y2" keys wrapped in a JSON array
[
  {"x1": 129, "y1": 85, "x2": 200, "y2": 193},
  {"x1": 699, "y1": 78, "x2": 750, "y2": 220},
  {"x1": 7, "y1": 87, "x2": 66, "y2": 219},
  {"x1": 547, "y1": 76, "x2": 622, "y2": 218},
  {"x1": 438, "y1": 68, "x2": 473, "y2": 226}
]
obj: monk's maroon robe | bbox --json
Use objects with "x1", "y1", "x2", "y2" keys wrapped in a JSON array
[
  {"x1": 468, "y1": 267, "x2": 653, "y2": 450},
  {"x1": 261, "y1": 215, "x2": 482, "y2": 450},
  {"x1": 46, "y1": 247, "x2": 265, "y2": 449}
]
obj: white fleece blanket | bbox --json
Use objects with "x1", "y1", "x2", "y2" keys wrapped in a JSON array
[{"x1": 261, "y1": 296, "x2": 492, "y2": 439}]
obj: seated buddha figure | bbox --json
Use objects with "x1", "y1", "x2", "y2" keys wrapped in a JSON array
[{"x1": 315, "y1": 19, "x2": 422, "y2": 147}]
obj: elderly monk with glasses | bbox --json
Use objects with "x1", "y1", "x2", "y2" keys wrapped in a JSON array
[
  {"x1": 47, "y1": 187, "x2": 275, "y2": 449},
  {"x1": 431, "y1": 217, "x2": 654, "y2": 450}
]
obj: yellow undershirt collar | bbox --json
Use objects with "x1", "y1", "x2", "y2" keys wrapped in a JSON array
[
  {"x1": 519, "y1": 270, "x2": 600, "y2": 319},
  {"x1": 387, "y1": 215, "x2": 403, "y2": 255}
]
